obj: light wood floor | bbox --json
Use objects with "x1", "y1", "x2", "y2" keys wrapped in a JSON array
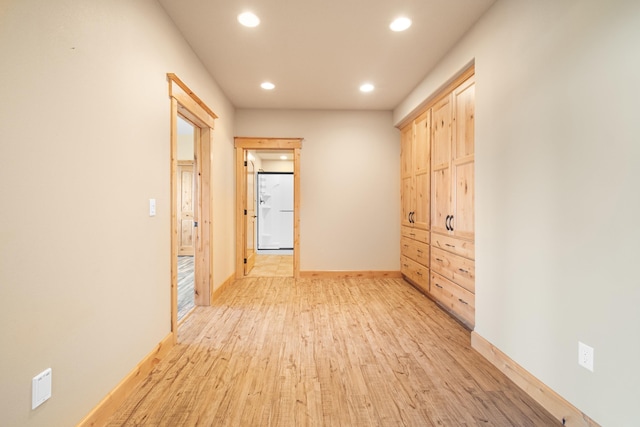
[
  {"x1": 247, "y1": 254, "x2": 293, "y2": 277},
  {"x1": 107, "y1": 277, "x2": 559, "y2": 426}
]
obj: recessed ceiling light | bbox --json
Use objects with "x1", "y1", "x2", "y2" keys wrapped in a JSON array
[
  {"x1": 360, "y1": 83, "x2": 375, "y2": 93},
  {"x1": 390, "y1": 17, "x2": 412, "y2": 32},
  {"x1": 261, "y1": 82, "x2": 275, "y2": 90},
  {"x1": 238, "y1": 12, "x2": 260, "y2": 27},
  {"x1": 280, "y1": 155, "x2": 287, "y2": 160}
]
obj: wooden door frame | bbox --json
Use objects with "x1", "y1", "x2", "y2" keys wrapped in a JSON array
[
  {"x1": 168, "y1": 73, "x2": 217, "y2": 339},
  {"x1": 234, "y1": 138, "x2": 302, "y2": 279}
]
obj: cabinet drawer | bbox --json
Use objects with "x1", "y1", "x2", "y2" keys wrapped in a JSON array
[
  {"x1": 430, "y1": 247, "x2": 475, "y2": 293},
  {"x1": 430, "y1": 272, "x2": 475, "y2": 328},
  {"x1": 401, "y1": 226, "x2": 429, "y2": 245},
  {"x1": 401, "y1": 237, "x2": 430, "y2": 265},
  {"x1": 401, "y1": 256, "x2": 429, "y2": 293},
  {"x1": 431, "y1": 233, "x2": 474, "y2": 260}
]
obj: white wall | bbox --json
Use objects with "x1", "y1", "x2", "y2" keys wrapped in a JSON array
[
  {"x1": 261, "y1": 159, "x2": 294, "y2": 172},
  {"x1": 237, "y1": 110, "x2": 400, "y2": 271},
  {"x1": 395, "y1": 0, "x2": 640, "y2": 425},
  {"x1": 0, "y1": 1, "x2": 235, "y2": 426}
]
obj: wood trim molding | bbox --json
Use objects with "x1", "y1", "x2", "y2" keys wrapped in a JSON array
[
  {"x1": 299, "y1": 271, "x2": 403, "y2": 279},
  {"x1": 167, "y1": 73, "x2": 218, "y2": 122},
  {"x1": 234, "y1": 137, "x2": 303, "y2": 150},
  {"x1": 471, "y1": 332, "x2": 601, "y2": 427},
  {"x1": 76, "y1": 333, "x2": 174, "y2": 427},
  {"x1": 211, "y1": 274, "x2": 234, "y2": 303},
  {"x1": 293, "y1": 148, "x2": 301, "y2": 279}
]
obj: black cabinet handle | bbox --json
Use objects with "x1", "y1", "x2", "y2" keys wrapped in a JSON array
[
  {"x1": 458, "y1": 298, "x2": 468, "y2": 305},
  {"x1": 458, "y1": 268, "x2": 469, "y2": 274},
  {"x1": 445, "y1": 243, "x2": 455, "y2": 248},
  {"x1": 435, "y1": 284, "x2": 443, "y2": 289},
  {"x1": 445, "y1": 215, "x2": 451, "y2": 231},
  {"x1": 450, "y1": 215, "x2": 454, "y2": 231},
  {"x1": 417, "y1": 271, "x2": 423, "y2": 276}
]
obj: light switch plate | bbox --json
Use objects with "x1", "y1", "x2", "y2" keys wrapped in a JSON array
[
  {"x1": 149, "y1": 198, "x2": 156, "y2": 216},
  {"x1": 32, "y1": 368, "x2": 52, "y2": 409}
]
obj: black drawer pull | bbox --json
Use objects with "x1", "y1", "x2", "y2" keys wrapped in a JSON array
[
  {"x1": 403, "y1": 264, "x2": 409, "y2": 268},
  {"x1": 417, "y1": 249, "x2": 423, "y2": 253},
  {"x1": 435, "y1": 284, "x2": 443, "y2": 289},
  {"x1": 445, "y1": 243, "x2": 455, "y2": 248},
  {"x1": 458, "y1": 268, "x2": 469, "y2": 274},
  {"x1": 435, "y1": 258, "x2": 443, "y2": 262},
  {"x1": 417, "y1": 271, "x2": 423, "y2": 276},
  {"x1": 409, "y1": 233, "x2": 415, "y2": 236},
  {"x1": 403, "y1": 244, "x2": 409, "y2": 248},
  {"x1": 458, "y1": 298, "x2": 468, "y2": 305}
]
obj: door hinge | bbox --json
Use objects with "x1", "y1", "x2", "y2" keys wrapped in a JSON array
[
  {"x1": 243, "y1": 258, "x2": 247, "y2": 264},
  {"x1": 194, "y1": 221, "x2": 198, "y2": 227},
  {"x1": 244, "y1": 209, "x2": 247, "y2": 215}
]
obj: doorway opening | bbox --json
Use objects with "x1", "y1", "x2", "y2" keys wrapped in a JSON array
[
  {"x1": 235, "y1": 138, "x2": 302, "y2": 279},
  {"x1": 176, "y1": 116, "x2": 196, "y2": 321},
  {"x1": 168, "y1": 73, "x2": 216, "y2": 338}
]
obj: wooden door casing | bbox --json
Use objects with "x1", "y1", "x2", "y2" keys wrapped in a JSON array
[{"x1": 244, "y1": 158, "x2": 256, "y2": 274}]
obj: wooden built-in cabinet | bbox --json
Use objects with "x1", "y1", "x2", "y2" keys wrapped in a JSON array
[
  {"x1": 400, "y1": 111, "x2": 431, "y2": 293},
  {"x1": 400, "y1": 70, "x2": 475, "y2": 329},
  {"x1": 401, "y1": 110, "x2": 430, "y2": 230}
]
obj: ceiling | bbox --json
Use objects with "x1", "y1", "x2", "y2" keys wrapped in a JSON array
[{"x1": 158, "y1": 0, "x2": 495, "y2": 111}]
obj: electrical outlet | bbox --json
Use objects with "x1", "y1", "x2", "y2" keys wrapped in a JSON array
[{"x1": 578, "y1": 341, "x2": 594, "y2": 372}]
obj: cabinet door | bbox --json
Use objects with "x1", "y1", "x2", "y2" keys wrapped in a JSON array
[
  {"x1": 400, "y1": 124, "x2": 413, "y2": 180},
  {"x1": 413, "y1": 111, "x2": 430, "y2": 230},
  {"x1": 431, "y1": 95, "x2": 452, "y2": 235},
  {"x1": 400, "y1": 124, "x2": 414, "y2": 227},
  {"x1": 452, "y1": 77, "x2": 475, "y2": 240}
]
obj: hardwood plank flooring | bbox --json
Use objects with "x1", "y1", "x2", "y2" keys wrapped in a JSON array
[
  {"x1": 177, "y1": 256, "x2": 194, "y2": 321},
  {"x1": 248, "y1": 254, "x2": 293, "y2": 277},
  {"x1": 107, "y1": 277, "x2": 559, "y2": 426}
]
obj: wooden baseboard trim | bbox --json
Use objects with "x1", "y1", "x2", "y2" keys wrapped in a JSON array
[
  {"x1": 211, "y1": 274, "x2": 234, "y2": 302},
  {"x1": 471, "y1": 332, "x2": 600, "y2": 427},
  {"x1": 299, "y1": 271, "x2": 402, "y2": 279},
  {"x1": 76, "y1": 333, "x2": 174, "y2": 427}
]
